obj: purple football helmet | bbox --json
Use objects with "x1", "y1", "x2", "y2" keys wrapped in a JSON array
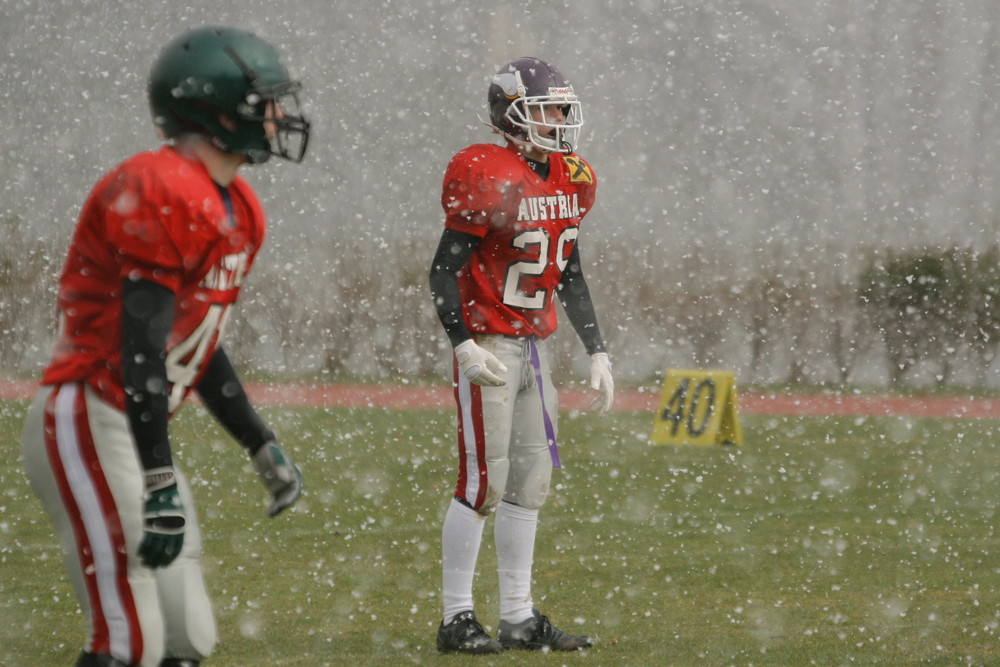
[{"x1": 487, "y1": 57, "x2": 583, "y2": 154}]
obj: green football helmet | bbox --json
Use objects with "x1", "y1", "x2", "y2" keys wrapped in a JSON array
[{"x1": 148, "y1": 26, "x2": 310, "y2": 164}]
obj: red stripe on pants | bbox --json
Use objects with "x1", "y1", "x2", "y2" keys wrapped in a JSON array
[
  {"x1": 44, "y1": 385, "x2": 143, "y2": 663},
  {"x1": 453, "y1": 363, "x2": 489, "y2": 510}
]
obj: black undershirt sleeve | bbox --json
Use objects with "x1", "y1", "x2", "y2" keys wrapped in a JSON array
[
  {"x1": 428, "y1": 227, "x2": 481, "y2": 348},
  {"x1": 558, "y1": 242, "x2": 608, "y2": 356},
  {"x1": 121, "y1": 278, "x2": 175, "y2": 473},
  {"x1": 196, "y1": 346, "x2": 274, "y2": 455}
]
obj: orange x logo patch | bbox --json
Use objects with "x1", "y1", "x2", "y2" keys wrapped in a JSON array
[{"x1": 563, "y1": 156, "x2": 593, "y2": 184}]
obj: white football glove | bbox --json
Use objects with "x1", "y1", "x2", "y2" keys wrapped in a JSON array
[
  {"x1": 589, "y1": 352, "x2": 614, "y2": 416},
  {"x1": 455, "y1": 339, "x2": 507, "y2": 387},
  {"x1": 252, "y1": 441, "x2": 303, "y2": 518}
]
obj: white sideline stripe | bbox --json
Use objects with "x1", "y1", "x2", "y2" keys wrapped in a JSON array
[{"x1": 54, "y1": 385, "x2": 131, "y2": 659}]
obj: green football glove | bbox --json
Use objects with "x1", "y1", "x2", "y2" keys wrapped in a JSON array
[
  {"x1": 138, "y1": 468, "x2": 185, "y2": 568},
  {"x1": 253, "y1": 440, "x2": 303, "y2": 518}
]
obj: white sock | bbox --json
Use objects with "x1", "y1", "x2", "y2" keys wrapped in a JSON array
[
  {"x1": 441, "y1": 498, "x2": 487, "y2": 624},
  {"x1": 495, "y1": 501, "x2": 538, "y2": 624}
]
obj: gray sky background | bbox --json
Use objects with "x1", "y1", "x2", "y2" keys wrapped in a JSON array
[
  {"x1": 5, "y1": 0, "x2": 1000, "y2": 265},
  {"x1": 5, "y1": 0, "x2": 1000, "y2": 386}
]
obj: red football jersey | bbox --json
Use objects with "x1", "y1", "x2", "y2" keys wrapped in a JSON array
[
  {"x1": 441, "y1": 142, "x2": 597, "y2": 339},
  {"x1": 42, "y1": 145, "x2": 266, "y2": 413}
]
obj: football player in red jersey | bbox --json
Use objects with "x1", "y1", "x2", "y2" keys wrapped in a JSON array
[
  {"x1": 20, "y1": 26, "x2": 308, "y2": 667},
  {"x1": 429, "y1": 57, "x2": 614, "y2": 654}
]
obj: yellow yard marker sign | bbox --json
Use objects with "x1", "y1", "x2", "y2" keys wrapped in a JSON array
[{"x1": 651, "y1": 369, "x2": 742, "y2": 446}]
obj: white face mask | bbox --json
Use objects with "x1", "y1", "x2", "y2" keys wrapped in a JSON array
[{"x1": 494, "y1": 71, "x2": 584, "y2": 154}]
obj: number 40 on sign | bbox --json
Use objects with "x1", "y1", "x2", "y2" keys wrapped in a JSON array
[{"x1": 650, "y1": 369, "x2": 743, "y2": 447}]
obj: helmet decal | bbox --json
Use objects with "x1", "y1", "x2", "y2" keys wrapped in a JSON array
[{"x1": 492, "y1": 72, "x2": 520, "y2": 99}]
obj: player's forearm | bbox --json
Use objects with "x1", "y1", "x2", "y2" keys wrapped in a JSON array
[
  {"x1": 558, "y1": 249, "x2": 607, "y2": 356},
  {"x1": 121, "y1": 278, "x2": 175, "y2": 472},
  {"x1": 429, "y1": 228, "x2": 479, "y2": 347},
  {"x1": 429, "y1": 276, "x2": 472, "y2": 347},
  {"x1": 197, "y1": 347, "x2": 274, "y2": 455},
  {"x1": 561, "y1": 291, "x2": 607, "y2": 355}
]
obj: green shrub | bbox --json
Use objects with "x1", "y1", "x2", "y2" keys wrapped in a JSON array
[{"x1": 858, "y1": 246, "x2": 1000, "y2": 385}]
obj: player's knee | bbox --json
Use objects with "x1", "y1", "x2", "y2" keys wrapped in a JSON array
[
  {"x1": 506, "y1": 478, "x2": 550, "y2": 509},
  {"x1": 190, "y1": 627, "x2": 217, "y2": 661},
  {"x1": 175, "y1": 614, "x2": 216, "y2": 661},
  {"x1": 478, "y1": 485, "x2": 504, "y2": 514},
  {"x1": 155, "y1": 562, "x2": 217, "y2": 661}
]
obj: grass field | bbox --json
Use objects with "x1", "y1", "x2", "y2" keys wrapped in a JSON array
[{"x1": 3, "y1": 396, "x2": 1000, "y2": 665}]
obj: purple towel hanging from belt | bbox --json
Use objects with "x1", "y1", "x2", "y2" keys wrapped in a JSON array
[{"x1": 528, "y1": 338, "x2": 561, "y2": 468}]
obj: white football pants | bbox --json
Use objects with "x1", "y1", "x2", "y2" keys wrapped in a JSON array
[
  {"x1": 451, "y1": 334, "x2": 559, "y2": 513},
  {"x1": 21, "y1": 383, "x2": 216, "y2": 666}
]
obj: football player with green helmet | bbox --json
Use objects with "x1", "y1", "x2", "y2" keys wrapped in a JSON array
[{"x1": 21, "y1": 26, "x2": 308, "y2": 667}]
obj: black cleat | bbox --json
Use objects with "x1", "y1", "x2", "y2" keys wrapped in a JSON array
[
  {"x1": 75, "y1": 653, "x2": 129, "y2": 667},
  {"x1": 437, "y1": 610, "x2": 504, "y2": 654},
  {"x1": 498, "y1": 608, "x2": 594, "y2": 652}
]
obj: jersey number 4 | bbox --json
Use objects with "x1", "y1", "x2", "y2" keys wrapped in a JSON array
[
  {"x1": 165, "y1": 303, "x2": 232, "y2": 412},
  {"x1": 503, "y1": 227, "x2": 579, "y2": 310}
]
